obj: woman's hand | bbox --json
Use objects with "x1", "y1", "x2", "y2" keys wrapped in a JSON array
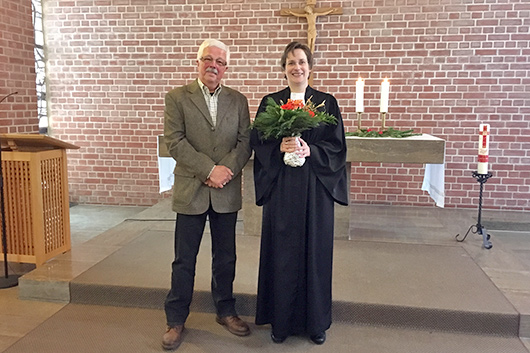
[
  {"x1": 280, "y1": 136, "x2": 310, "y2": 158},
  {"x1": 296, "y1": 137, "x2": 310, "y2": 158},
  {"x1": 280, "y1": 137, "x2": 298, "y2": 153}
]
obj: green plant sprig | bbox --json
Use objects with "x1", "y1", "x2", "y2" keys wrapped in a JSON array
[{"x1": 346, "y1": 127, "x2": 420, "y2": 138}]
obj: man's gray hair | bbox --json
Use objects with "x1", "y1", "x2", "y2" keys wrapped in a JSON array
[{"x1": 197, "y1": 39, "x2": 230, "y2": 64}]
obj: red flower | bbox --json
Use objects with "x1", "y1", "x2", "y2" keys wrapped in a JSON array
[
  {"x1": 281, "y1": 99, "x2": 304, "y2": 110},
  {"x1": 378, "y1": 131, "x2": 383, "y2": 135},
  {"x1": 280, "y1": 99, "x2": 319, "y2": 118}
]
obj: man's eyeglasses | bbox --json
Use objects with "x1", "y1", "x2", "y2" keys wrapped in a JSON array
[{"x1": 200, "y1": 56, "x2": 227, "y2": 68}]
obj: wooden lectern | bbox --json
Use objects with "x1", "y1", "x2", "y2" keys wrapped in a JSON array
[{"x1": 0, "y1": 134, "x2": 79, "y2": 266}]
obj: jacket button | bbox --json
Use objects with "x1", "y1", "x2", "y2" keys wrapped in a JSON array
[
  {"x1": 213, "y1": 147, "x2": 218, "y2": 152},
  {"x1": 211, "y1": 127, "x2": 215, "y2": 131}
]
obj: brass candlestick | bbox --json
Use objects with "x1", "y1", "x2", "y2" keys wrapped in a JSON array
[
  {"x1": 381, "y1": 112, "x2": 387, "y2": 129},
  {"x1": 356, "y1": 112, "x2": 363, "y2": 131}
]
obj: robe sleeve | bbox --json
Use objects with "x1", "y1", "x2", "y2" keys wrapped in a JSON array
[
  {"x1": 250, "y1": 95, "x2": 283, "y2": 206},
  {"x1": 306, "y1": 94, "x2": 349, "y2": 206}
]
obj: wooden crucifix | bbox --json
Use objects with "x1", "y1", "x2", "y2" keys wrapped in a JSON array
[{"x1": 281, "y1": 0, "x2": 343, "y2": 54}]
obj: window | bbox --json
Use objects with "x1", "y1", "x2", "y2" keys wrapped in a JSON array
[{"x1": 32, "y1": 0, "x2": 47, "y2": 134}]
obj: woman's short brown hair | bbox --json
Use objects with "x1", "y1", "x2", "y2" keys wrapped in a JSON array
[{"x1": 280, "y1": 41, "x2": 313, "y2": 70}]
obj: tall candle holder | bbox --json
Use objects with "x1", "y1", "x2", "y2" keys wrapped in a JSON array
[
  {"x1": 356, "y1": 112, "x2": 362, "y2": 131},
  {"x1": 455, "y1": 171, "x2": 493, "y2": 249},
  {"x1": 380, "y1": 112, "x2": 387, "y2": 129}
]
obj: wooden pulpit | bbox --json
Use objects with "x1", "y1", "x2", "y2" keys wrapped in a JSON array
[{"x1": 0, "y1": 133, "x2": 79, "y2": 266}]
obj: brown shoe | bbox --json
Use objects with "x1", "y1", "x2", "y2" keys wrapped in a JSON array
[
  {"x1": 215, "y1": 315, "x2": 250, "y2": 336},
  {"x1": 162, "y1": 325, "x2": 184, "y2": 350}
]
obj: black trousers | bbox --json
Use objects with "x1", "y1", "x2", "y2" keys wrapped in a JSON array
[{"x1": 164, "y1": 206, "x2": 238, "y2": 326}]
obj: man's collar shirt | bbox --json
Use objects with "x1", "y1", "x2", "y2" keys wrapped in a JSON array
[{"x1": 198, "y1": 79, "x2": 222, "y2": 126}]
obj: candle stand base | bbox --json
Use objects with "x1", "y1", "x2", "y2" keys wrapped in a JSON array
[
  {"x1": 356, "y1": 112, "x2": 362, "y2": 131},
  {"x1": 455, "y1": 171, "x2": 493, "y2": 249}
]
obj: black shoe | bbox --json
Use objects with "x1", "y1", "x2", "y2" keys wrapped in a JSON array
[
  {"x1": 310, "y1": 331, "x2": 326, "y2": 345},
  {"x1": 271, "y1": 332, "x2": 287, "y2": 343}
]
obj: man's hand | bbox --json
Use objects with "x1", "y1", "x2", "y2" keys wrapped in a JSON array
[{"x1": 205, "y1": 165, "x2": 233, "y2": 188}]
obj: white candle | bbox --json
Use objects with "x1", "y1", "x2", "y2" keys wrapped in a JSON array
[
  {"x1": 355, "y1": 77, "x2": 364, "y2": 113},
  {"x1": 477, "y1": 123, "x2": 490, "y2": 174},
  {"x1": 380, "y1": 78, "x2": 390, "y2": 112}
]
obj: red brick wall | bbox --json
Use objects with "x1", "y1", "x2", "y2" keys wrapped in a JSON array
[
  {"x1": 42, "y1": 0, "x2": 530, "y2": 210},
  {"x1": 0, "y1": 0, "x2": 38, "y2": 134}
]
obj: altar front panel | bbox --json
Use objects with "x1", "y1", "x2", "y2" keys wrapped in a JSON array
[
  {"x1": 346, "y1": 134, "x2": 444, "y2": 164},
  {"x1": 158, "y1": 134, "x2": 446, "y2": 238}
]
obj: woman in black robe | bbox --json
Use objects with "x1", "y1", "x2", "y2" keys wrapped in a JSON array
[{"x1": 250, "y1": 41, "x2": 349, "y2": 345}]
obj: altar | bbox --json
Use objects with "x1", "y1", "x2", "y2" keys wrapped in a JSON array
[{"x1": 158, "y1": 134, "x2": 445, "y2": 238}]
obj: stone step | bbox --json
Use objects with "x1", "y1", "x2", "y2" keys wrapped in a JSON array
[
  {"x1": 18, "y1": 201, "x2": 530, "y2": 340},
  {"x1": 4, "y1": 304, "x2": 528, "y2": 353},
  {"x1": 61, "y1": 226, "x2": 519, "y2": 337}
]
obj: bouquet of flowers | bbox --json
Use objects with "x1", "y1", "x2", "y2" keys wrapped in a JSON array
[{"x1": 251, "y1": 97, "x2": 337, "y2": 167}]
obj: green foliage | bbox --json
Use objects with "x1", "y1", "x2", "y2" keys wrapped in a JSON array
[
  {"x1": 346, "y1": 127, "x2": 420, "y2": 138},
  {"x1": 251, "y1": 97, "x2": 337, "y2": 140}
]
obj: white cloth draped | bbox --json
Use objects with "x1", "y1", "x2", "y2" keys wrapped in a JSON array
[
  {"x1": 421, "y1": 163, "x2": 445, "y2": 208},
  {"x1": 158, "y1": 136, "x2": 176, "y2": 193}
]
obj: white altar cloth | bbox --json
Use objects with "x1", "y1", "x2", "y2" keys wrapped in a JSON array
[
  {"x1": 422, "y1": 163, "x2": 445, "y2": 208},
  {"x1": 158, "y1": 136, "x2": 175, "y2": 193}
]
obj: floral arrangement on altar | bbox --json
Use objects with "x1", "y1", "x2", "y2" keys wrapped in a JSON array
[
  {"x1": 251, "y1": 97, "x2": 337, "y2": 167},
  {"x1": 346, "y1": 127, "x2": 420, "y2": 138}
]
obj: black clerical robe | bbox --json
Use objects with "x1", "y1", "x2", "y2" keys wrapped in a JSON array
[{"x1": 250, "y1": 86, "x2": 349, "y2": 338}]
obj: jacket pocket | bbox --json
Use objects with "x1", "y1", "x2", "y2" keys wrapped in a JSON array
[{"x1": 172, "y1": 173, "x2": 201, "y2": 207}]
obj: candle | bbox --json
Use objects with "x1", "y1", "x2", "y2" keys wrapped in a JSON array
[
  {"x1": 355, "y1": 77, "x2": 364, "y2": 113},
  {"x1": 380, "y1": 78, "x2": 390, "y2": 112},
  {"x1": 477, "y1": 123, "x2": 490, "y2": 174}
]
